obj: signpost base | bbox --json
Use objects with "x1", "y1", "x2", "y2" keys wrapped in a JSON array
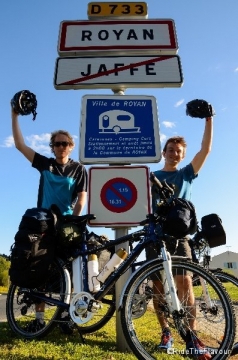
[{"x1": 115, "y1": 227, "x2": 132, "y2": 353}]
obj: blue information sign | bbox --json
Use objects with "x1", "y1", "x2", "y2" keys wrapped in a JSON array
[{"x1": 80, "y1": 95, "x2": 161, "y2": 164}]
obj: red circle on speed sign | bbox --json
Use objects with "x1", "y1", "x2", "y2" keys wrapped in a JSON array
[{"x1": 100, "y1": 177, "x2": 137, "y2": 213}]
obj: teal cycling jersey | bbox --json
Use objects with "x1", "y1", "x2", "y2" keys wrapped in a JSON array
[
  {"x1": 152, "y1": 163, "x2": 197, "y2": 211},
  {"x1": 32, "y1": 152, "x2": 87, "y2": 215}
]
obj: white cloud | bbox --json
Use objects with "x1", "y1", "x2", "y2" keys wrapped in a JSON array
[
  {"x1": 235, "y1": 68, "x2": 238, "y2": 72},
  {"x1": 1, "y1": 135, "x2": 14, "y2": 148},
  {"x1": 174, "y1": 99, "x2": 184, "y2": 107},
  {"x1": 160, "y1": 133, "x2": 167, "y2": 143},
  {"x1": 26, "y1": 133, "x2": 51, "y2": 143},
  {"x1": 26, "y1": 133, "x2": 51, "y2": 155},
  {"x1": 2, "y1": 132, "x2": 78, "y2": 155},
  {"x1": 26, "y1": 133, "x2": 78, "y2": 144},
  {"x1": 1, "y1": 133, "x2": 51, "y2": 154},
  {"x1": 162, "y1": 121, "x2": 176, "y2": 128}
]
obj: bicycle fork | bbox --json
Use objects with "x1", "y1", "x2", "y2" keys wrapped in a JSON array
[
  {"x1": 160, "y1": 248, "x2": 183, "y2": 316},
  {"x1": 198, "y1": 276, "x2": 218, "y2": 315}
]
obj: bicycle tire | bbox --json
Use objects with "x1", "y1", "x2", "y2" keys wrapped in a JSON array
[
  {"x1": 120, "y1": 258, "x2": 236, "y2": 360},
  {"x1": 6, "y1": 258, "x2": 66, "y2": 339},
  {"x1": 214, "y1": 271, "x2": 238, "y2": 349}
]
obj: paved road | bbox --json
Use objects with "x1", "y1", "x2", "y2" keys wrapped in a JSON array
[{"x1": 0, "y1": 294, "x2": 7, "y2": 322}]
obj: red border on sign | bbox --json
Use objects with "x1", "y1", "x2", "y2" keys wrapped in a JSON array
[
  {"x1": 59, "y1": 19, "x2": 177, "y2": 52},
  {"x1": 87, "y1": 166, "x2": 151, "y2": 226},
  {"x1": 100, "y1": 177, "x2": 137, "y2": 213}
]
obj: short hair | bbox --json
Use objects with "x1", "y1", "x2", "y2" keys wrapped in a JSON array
[
  {"x1": 163, "y1": 136, "x2": 187, "y2": 153},
  {"x1": 49, "y1": 130, "x2": 75, "y2": 152}
]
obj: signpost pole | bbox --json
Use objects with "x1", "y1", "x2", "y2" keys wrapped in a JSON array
[
  {"x1": 55, "y1": 1, "x2": 180, "y2": 354},
  {"x1": 114, "y1": 227, "x2": 132, "y2": 352},
  {"x1": 112, "y1": 88, "x2": 132, "y2": 351}
]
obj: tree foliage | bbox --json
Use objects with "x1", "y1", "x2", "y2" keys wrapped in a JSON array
[{"x1": 0, "y1": 255, "x2": 10, "y2": 287}]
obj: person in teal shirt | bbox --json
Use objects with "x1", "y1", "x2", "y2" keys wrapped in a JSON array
[
  {"x1": 147, "y1": 116, "x2": 213, "y2": 359},
  {"x1": 11, "y1": 106, "x2": 87, "y2": 333}
]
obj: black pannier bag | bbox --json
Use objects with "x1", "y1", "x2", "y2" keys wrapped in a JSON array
[
  {"x1": 9, "y1": 208, "x2": 56, "y2": 288},
  {"x1": 162, "y1": 198, "x2": 198, "y2": 238},
  {"x1": 201, "y1": 213, "x2": 226, "y2": 248}
]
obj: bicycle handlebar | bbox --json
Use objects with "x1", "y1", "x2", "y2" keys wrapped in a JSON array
[
  {"x1": 150, "y1": 172, "x2": 175, "y2": 200},
  {"x1": 190, "y1": 229, "x2": 208, "y2": 250},
  {"x1": 63, "y1": 214, "x2": 96, "y2": 224},
  {"x1": 150, "y1": 172, "x2": 163, "y2": 189}
]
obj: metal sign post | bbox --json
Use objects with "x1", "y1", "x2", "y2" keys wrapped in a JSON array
[
  {"x1": 53, "y1": 0, "x2": 183, "y2": 353},
  {"x1": 114, "y1": 227, "x2": 131, "y2": 352},
  {"x1": 87, "y1": 164, "x2": 151, "y2": 351},
  {"x1": 108, "y1": 89, "x2": 132, "y2": 352}
]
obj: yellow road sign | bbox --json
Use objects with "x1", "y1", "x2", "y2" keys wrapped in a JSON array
[{"x1": 88, "y1": 2, "x2": 148, "y2": 18}]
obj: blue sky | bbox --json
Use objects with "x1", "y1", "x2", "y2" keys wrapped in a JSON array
[{"x1": 1, "y1": 0, "x2": 238, "y2": 259}]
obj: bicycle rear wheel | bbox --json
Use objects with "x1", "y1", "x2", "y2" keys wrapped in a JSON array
[
  {"x1": 6, "y1": 258, "x2": 67, "y2": 339},
  {"x1": 120, "y1": 258, "x2": 236, "y2": 360},
  {"x1": 214, "y1": 271, "x2": 238, "y2": 349}
]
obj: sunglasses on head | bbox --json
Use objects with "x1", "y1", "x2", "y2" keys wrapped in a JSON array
[{"x1": 53, "y1": 141, "x2": 70, "y2": 147}]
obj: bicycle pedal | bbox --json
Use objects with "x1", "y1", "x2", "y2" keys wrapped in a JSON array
[{"x1": 91, "y1": 301, "x2": 102, "y2": 312}]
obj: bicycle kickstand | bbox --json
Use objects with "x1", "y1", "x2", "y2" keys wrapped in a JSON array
[{"x1": 76, "y1": 327, "x2": 86, "y2": 344}]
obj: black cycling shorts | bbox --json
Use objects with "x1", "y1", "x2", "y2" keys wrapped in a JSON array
[{"x1": 145, "y1": 237, "x2": 192, "y2": 277}]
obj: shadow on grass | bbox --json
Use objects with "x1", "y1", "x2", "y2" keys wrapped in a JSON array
[{"x1": 0, "y1": 321, "x2": 135, "y2": 360}]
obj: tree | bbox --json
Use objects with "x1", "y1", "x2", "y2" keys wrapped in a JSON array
[
  {"x1": 0, "y1": 253, "x2": 10, "y2": 260},
  {"x1": 0, "y1": 256, "x2": 10, "y2": 287}
]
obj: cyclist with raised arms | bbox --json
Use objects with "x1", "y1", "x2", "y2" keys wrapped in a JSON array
[
  {"x1": 147, "y1": 111, "x2": 213, "y2": 359},
  {"x1": 11, "y1": 105, "x2": 88, "y2": 333}
]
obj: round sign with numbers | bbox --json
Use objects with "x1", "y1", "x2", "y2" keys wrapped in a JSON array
[{"x1": 100, "y1": 177, "x2": 137, "y2": 213}]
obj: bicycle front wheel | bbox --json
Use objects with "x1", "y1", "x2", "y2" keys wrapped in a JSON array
[
  {"x1": 6, "y1": 258, "x2": 67, "y2": 339},
  {"x1": 214, "y1": 271, "x2": 238, "y2": 346},
  {"x1": 120, "y1": 258, "x2": 236, "y2": 360}
]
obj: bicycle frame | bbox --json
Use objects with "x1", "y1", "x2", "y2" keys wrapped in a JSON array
[
  {"x1": 160, "y1": 246, "x2": 182, "y2": 314},
  {"x1": 26, "y1": 217, "x2": 185, "y2": 323},
  {"x1": 8, "y1": 173, "x2": 237, "y2": 359}
]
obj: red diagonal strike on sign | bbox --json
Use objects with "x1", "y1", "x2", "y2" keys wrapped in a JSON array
[
  {"x1": 108, "y1": 184, "x2": 131, "y2": 205},
  {"x1": 100, "y1": 177, "x2": 137, "y2": 213},
  {"x1": 59, "y1": 56, "x2": 173, "y2": 85}
]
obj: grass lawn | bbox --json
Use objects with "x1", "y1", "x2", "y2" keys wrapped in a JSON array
[
  {"x1": 3, "y1": 309, "x2": 236, "y2": 360},
  {"x1": 0, "y1": 311, "x2": 193, "y2": 360},
  {"x1": 0, "y1": 280, "x2": 237, "y2": 359}
]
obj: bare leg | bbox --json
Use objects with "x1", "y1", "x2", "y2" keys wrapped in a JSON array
[
  {"x1": 153, "y1": 280, "x2": 169, "y2": 329},
  {"x1": 35, "y1": 303, "x2": 45, "y2": 312},
  {"x1": 153, "y1": 275, "x2": 196, "y2": 331},
  {"x1": 175, "y1": 274, "x2": 196, "y2": 330}
]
